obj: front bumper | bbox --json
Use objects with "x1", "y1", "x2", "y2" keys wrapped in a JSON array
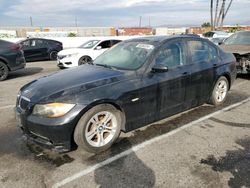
[
  {"x1": 57, "y1": 56, "x2": 78, "y2": 68},
  {"x1": 15, "y1": 104, "x2": 85, "y2": 152}
]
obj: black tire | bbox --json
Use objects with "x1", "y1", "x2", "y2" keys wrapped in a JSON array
[
  {"x1": 50, "y1": 51, "x2": 58, "y2": 60},
  {"x1": 58, "y1": 66, "x2": 66, "y2": 70},
  {"x1": 209, "y1": 76, "x2": 229, "y2": 106},
  {"x1": 0, "y1": 61, "x2": 9, "y2": 81},
  {"x1": 74, "y1": 104, "x2": 122, "y2": 153},
  {"x1": 78, "y1": 56, "x2": 92, "y2": 66}
]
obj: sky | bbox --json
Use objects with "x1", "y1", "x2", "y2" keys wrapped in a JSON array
[{"x1": 0, "y1": 0, "x2": 249, "y2": 27}]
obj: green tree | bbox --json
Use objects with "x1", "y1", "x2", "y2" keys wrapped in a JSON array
[
  {"x1": 68, "y1": 32, "x2": 77, "y2": 37},
  {"x1": 201, "y1": 22, "x2": 211, "y2": 28}
]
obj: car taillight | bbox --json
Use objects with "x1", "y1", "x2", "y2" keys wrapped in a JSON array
[{"x1": 10, "y1": 44, "x2": 20, "y2": 51}]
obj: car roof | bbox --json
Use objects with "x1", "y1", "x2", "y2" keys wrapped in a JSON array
[
  {"x1": 126, "y1": 34, "x2": 201, "y2": 45},
  {"x1": 24, "y1": 38, "x2": 61, "y2": 43}
]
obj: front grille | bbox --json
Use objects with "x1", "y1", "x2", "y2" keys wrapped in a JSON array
[{"x1": 18, "y1": 96, "x2": 30, "y2": 111}]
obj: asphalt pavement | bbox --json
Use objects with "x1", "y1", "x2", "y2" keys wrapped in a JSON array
[{"x1": 0, "y1": 61, "x2": 249, "y2": 188}]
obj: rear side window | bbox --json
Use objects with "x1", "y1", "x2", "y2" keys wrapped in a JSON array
[
  {"x1": 36, "y1": 39, "x2": 46, "y2": 47},
  {"x1": 188, "y1": 40, "x2": 210, "y2": 64},
  {"x1": 98, "y1": 40, "x2": 111, "y2": 49},
  {"x1": 111, "y1": 40, "x2": 121, "y2": 46},
  {"x1": 187, "y1": 40, "x2": 218, "y2": 64},
  {"x1": 208, "y1": 44, "x2": 219, "y2": 61}
]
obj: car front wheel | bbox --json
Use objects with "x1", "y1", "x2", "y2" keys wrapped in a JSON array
[
  {"x1": 210, "y1": 76, "x2": 229, "y2": 106},
  {"x1": 0, "y1": 61, "x2": 9, "y2": 81},
  {"x1": 74, "y1": 104, "x2": 122, "y2": 153},
  {"x1": 78, "y1": 56, "x2": 92, "y2": 65}
]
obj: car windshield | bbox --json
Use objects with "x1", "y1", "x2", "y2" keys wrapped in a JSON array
[
  {"x1": 79, "y1": 40, "x2": 100, "y2": 49},
  {"x1": 224, "y1": 32, "x2": 250, "y2": 45},
  {"x1": 93, "y1": 41, "x2": 155, "y2": 70}
]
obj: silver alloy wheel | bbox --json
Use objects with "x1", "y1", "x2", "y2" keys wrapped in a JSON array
[
  {"x1": 80, "y1": 56, "x2": 92, "y2": 65},
  {"x1": 85, "y1": 111, "x2": 118, "y2": 147},
  {"x1": 215, "y1": 79, "x2": 228, "y2": 102}
]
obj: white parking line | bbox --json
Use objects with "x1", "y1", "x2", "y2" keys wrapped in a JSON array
[
  {"x1": 52, "y1": 97, "x2": 250, "y2": 188},
  {"x1": 0, "y1": 105, "x2": 15, "y2": 110}
]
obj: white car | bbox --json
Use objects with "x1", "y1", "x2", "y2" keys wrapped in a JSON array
[{"x1": 57, "y1": 39, "x2": 122, "y2": 68}]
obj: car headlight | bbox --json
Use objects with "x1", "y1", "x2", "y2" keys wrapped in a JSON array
[
  {"x1": 32, "y1": 103, "x2": 75, "y2": 118},
  {"x1": 65, "y1": 53, "x2": 78, "y2": 58}
]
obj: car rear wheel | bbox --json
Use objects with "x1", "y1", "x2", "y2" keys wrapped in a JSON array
[
  {"x1": 78, "y1": 56, "x2": 92, "y2": 65},
  {"x1": 0, "y1": 61, "x2": 9, "y2": 81},
  {"x1": 74, "y1": 104, "x2": 122, "y2": 153},
  {"x1": 209, "y1": 76, "x2": 229, "y2": 106},
  {"x1": 50, "y1": 51, "x2": 58, "y2": 60}
]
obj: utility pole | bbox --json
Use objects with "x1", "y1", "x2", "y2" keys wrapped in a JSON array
[
  {"x1": 149, "y1": 17, "x2": 151, "y2": 27},
  {"x1": 75, "y1": 17, "x2": 78, "y2": 27},
  {"x1": 30, "y1": 16, "x2": 33, "y2": 27},
  {"x1": 139, "y1": 16, "x2": 142, "y2": 28},
  {"x1": 210, "y1": 0, "x2": 214, "y2": 30}
]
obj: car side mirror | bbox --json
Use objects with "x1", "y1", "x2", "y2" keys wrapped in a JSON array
[
  {"x1": 151, "y1": 64, "x2": 168, "y2": 73},
  {"x1": 218, "y1": 42, "x2": 224, "y2": 45},
  {"x1": 96, "y1": 46, "x2": 102, "y2": 50}
]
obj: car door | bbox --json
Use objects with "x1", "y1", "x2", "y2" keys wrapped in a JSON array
[
  {"x1": 31, "y1": 39, "x2": 48, "y2": 59},
  {"x1": 92, "y1": 40, "x2": 111, "y2": 59},
  {"x1": 22, "y1": 39, "x2": 47, "y2": 61},
  {"x1": 142, "y1": 39, "x2": 190, "y2": 121},
  {"x1": 20, "y1": 39, "x2": 32, "y2": 60},
  {"x1": 185, "y1": 39, "x2": 218, "y2": 107}
]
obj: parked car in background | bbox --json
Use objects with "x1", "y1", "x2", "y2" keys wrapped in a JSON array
[
  {"x1": 0, "y1": 39, "x2": 26, "y2": 81},
  {"x1": 16, "y1": 35, "x2": 236, "y2": 153},
  {"x1": 211, "y1": 37, "x2": 226, "y2": 45},
  {"x1": 220, "y1": 31, "x2": 250, "y2": 74},
  {"x1": 203, "y1": 31, "x2": 231, "y2": 45},
  {"x1": 57, "y1": 39, "x2": 122, "y2": 68},
  {"x1": 18, "y1": 38, "x2": 63, "y2": 62}
]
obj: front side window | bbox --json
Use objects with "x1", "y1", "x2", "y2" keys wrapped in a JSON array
[
  {"x1": 30, "y1": 40, "x2": 36, "y2": 47},
  {"x1": 21, "y1": 40, "x2": 30, "y2": 47},
  {"x1": 155, "y1": 41, "x2": 185, "y2": 68}
]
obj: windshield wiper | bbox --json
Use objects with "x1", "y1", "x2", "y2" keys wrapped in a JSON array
[{"x1": 95, "y1": 63, "x2": 116, "y2": 70}]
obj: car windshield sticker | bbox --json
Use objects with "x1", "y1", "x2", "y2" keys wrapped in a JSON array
[{"x1": 136, "y1": 44, "x2": 154, "y2": 50}]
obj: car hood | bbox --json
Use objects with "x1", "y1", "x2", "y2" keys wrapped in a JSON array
[
  {"x1": 58, "y1": 48, "x2": 91, "y2": 55},
  {"x1": 220, "y1": 44, "x2": 250, "y2": 55},
  {"x1": 20, "y1": 65, "x2": 125, "y2": 103}
]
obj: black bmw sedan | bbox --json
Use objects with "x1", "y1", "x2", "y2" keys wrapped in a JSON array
[{"x1": 16, "y1": 35, "x2": 237, "y2": 153}]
